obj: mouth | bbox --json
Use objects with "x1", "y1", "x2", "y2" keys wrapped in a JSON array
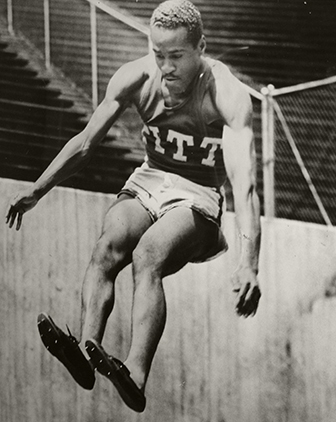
[{"x1": 164, "y1": 75, "x2": 178, "y2": 81}]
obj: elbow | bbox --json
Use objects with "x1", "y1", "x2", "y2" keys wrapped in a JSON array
[
  {"x1": 79, "y1": 146, "x2": 93, "y2": 166},
  {"x1": 246, "y1": 179, "x2": 260, "y2": 205},
  {"x1": 230, "y1": 169, "x2": 257, "y2": 198},
  {"x1": 80, "y1": 144, "x2": 91, "y2": 158},
  {"x1": 232, "y1": 177, "x2": 260, "y2": 210},
  {"x1": 77, "y1": 132, "x2": 96, "y2": 161},
  {"x1": 67, "y1": 138, "x2": 93, "y2": 168}
]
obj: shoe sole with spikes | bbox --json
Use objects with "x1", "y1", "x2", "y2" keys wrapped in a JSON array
[
  {"x1": 37, "y1": 313, "x2": 95, "y2": 390},
  {"x1": 86, "y1": 339, "x2": 146, "y2": 412}
]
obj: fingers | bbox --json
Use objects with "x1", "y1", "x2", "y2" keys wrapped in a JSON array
[
  {"x1": 5, "y1": 206, "x2": 23, "y2": 230},
  {"x1": 244, "y1": 285, "x2": 261, "y2": 317},
  {"x1": 6, "y1": 206, "x2": 17, "y2": 228},
  {"x1": 235, "y1": 282, "x2": 249, "y2": 313},
  {"x1": 235, "y1": 283, "x2": 261, "y2": 318},
  {"x1": 5, "y1": 209, "x2": 11, "y2": 225},
  {"x1": 16, "y1": 212, "x2": 23, "y2": 231}
]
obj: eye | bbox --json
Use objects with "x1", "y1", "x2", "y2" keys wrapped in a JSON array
[
  {"x1": 170, "y1": 54, "x2": 183, "y2": 60},
  {"x1": 154, "y1": 52, "x2": 164, "y2": 60}
]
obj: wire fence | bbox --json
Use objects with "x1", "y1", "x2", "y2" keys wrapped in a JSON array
[
  {"x1": 270, "y1": 79, "x2": 336, "y2": 225},
  {"x1": 2, "y1": 0, "x2": 336, "y2": 226}
]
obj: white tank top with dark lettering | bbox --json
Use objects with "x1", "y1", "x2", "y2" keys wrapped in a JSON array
[{"x1": 134, "y1": 56, "x2": 227, "y2": 188}]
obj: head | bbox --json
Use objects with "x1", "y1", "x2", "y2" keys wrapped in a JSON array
[
  {"x1": 150, "y1": 0, "x2": 204, "y2": 48},
  {"x1": 150, "y1": 1, "x2": 206, "y2": 92}
]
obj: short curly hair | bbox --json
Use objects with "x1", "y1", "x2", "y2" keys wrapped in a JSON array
[{"x1": 150, "y1": 1, "x2": 204, "y2": 47}]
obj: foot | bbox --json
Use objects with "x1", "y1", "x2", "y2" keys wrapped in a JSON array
[
  {"x1": 85, "y1": 339, "x2": 146, "y2": 413},
  {"x1": 37, "y1": 313, "x2": 95, "y2": 390}
]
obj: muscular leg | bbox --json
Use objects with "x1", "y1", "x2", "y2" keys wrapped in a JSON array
[
  {"x1": 81, "y1": 195, "x2": 152, "y2": 345},
  {"x1": 124, "y1": 207, "x2": 218, "y2": 389}
]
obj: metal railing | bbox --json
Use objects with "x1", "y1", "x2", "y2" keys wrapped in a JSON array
[
  {"x1": 6, "y1": 0, "x2": 150, "y2": 108},
  {"x1": 261, "y1": 77, "x2": 336, "y2": 225},
  {"x1": 85, "y1": 0, "x2": 150, "y2": 108},
  {"x1": 4, "y1": 0, "x2": 336, "y2": 225}
]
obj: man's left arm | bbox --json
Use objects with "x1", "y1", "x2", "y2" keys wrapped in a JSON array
[{"x1": 219, "y1": 80, "x2": 261, "y2": 317}]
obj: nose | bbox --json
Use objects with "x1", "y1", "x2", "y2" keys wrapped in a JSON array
[{"x1": 161, "y1": 58, "x2": 175, "y2": 75}]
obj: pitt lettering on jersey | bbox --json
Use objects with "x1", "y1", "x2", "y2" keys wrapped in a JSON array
[{"x1": 143, "y1": 125, "x2": 222, "y2": 167}]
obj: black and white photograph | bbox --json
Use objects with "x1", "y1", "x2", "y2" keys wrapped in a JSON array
[{"x1": 0, "y1": 0, "x2": 335, "y2": 421}]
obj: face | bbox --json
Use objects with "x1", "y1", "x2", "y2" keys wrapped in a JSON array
[{"x1": 150, "y1": 25, "x2": 205, "y2": 93}]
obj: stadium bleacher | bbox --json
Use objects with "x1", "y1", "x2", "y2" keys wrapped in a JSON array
[{"x1": 0, "y1": 0, "x2": 335, "y2": 223}]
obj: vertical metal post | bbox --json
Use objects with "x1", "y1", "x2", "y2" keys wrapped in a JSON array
[
  {"x1": 44, "y1": 0, "x2": 51, "y2": 69},
  {"x1": 7, "y1": 0, "x2": 14, "y2": 35},
  {"x1": 261, "y1": 84, "x2": 275, "y2": 218},
  {"x1": 90, "y1": 3, "x2": 98, "y2": 109}
]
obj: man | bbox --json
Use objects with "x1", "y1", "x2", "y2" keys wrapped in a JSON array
[{"x1": 6, "y1": 0, "x2": 261, "y2": 413}]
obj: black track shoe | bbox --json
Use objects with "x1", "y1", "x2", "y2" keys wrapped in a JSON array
[
  {"x1": 37, "y1": 313, "x2": 95, "y2": 390},
  {"x1": 86, "y1": 339, "x2": 146, "y2": 412}
]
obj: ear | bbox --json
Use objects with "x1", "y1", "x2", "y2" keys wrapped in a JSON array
[{"x1": 199, "y1": 35, "x2": 206, "y2": 54}]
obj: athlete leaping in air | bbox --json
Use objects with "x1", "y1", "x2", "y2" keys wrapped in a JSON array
[{"x1": 6, "y1": 0, "x2": 261, "y2": 412}]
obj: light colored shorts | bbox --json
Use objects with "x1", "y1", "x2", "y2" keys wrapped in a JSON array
[{"x1": 118, "y1": 163, "x2": 228, "y2": 262}]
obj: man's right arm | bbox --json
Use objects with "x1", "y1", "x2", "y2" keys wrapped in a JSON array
[{"x1": 6, "y1": 58, "x2": 149, "y2": 230}]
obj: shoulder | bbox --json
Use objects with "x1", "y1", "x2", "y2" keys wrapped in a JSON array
[
  {"x1": 105, "y1": 54, "x2": 155, "y2": 103},
  {"x1": 205, "y1": 57, "x2": 252, "y2": 129}
]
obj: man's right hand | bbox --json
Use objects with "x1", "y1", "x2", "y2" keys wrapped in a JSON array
[{"x1": 5, "y1": 190, "x2": 39, "y2": 230}]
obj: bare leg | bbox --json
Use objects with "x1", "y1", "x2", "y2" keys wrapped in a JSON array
[
  {"x1": 81, "y1": 195, "x2": 152, "y2": 345},
  {"x1": 125, "y1": 265, "x2": 167, "y2": 390},
  {"x1": 124, "y1": 207, "x2": 218, "y2": 389}
]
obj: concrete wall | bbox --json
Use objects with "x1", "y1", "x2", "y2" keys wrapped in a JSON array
[{"x1": 1, "y1": 177, "x2": 336, "y2": 422}]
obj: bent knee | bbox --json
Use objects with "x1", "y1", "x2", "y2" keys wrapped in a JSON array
[
  {"x1": 92, "y1": 233, "x2": 131, "y2": 276},
  {"x1": 132, "y1": 241, "x2": 164, "y2": 278}
]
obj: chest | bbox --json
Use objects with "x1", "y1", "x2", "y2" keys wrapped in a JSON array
[{"x1": 135, "y1": 70, "x2": 225, "y2": 139}]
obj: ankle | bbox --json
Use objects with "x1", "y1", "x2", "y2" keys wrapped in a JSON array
[{"x1": 123, "y1": 360, "x2": 146, "y2": 391}]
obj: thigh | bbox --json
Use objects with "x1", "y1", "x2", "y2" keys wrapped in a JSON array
[
  {"x1": 135, "y1": 207, "x2": 218, "y2": 277},
  {"x1": 101, "y1": 194, "x2": 153, "y2": 255}
]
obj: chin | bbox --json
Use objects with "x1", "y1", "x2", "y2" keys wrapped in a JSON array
[{"x1": 166, "y1": 79, "x2": 184, "y2": 91}]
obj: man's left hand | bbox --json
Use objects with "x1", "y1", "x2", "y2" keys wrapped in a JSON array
[{"x1": 231, "y1": 267, "x2": 261, "y2": 317}]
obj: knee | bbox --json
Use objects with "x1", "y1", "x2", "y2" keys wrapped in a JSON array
[
  {"x1": 91, "y1": 232, "x2": 130, "y2": 278},
  {"x1": 132, "y1": 240, "x2": 163, "y2": 280}
]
